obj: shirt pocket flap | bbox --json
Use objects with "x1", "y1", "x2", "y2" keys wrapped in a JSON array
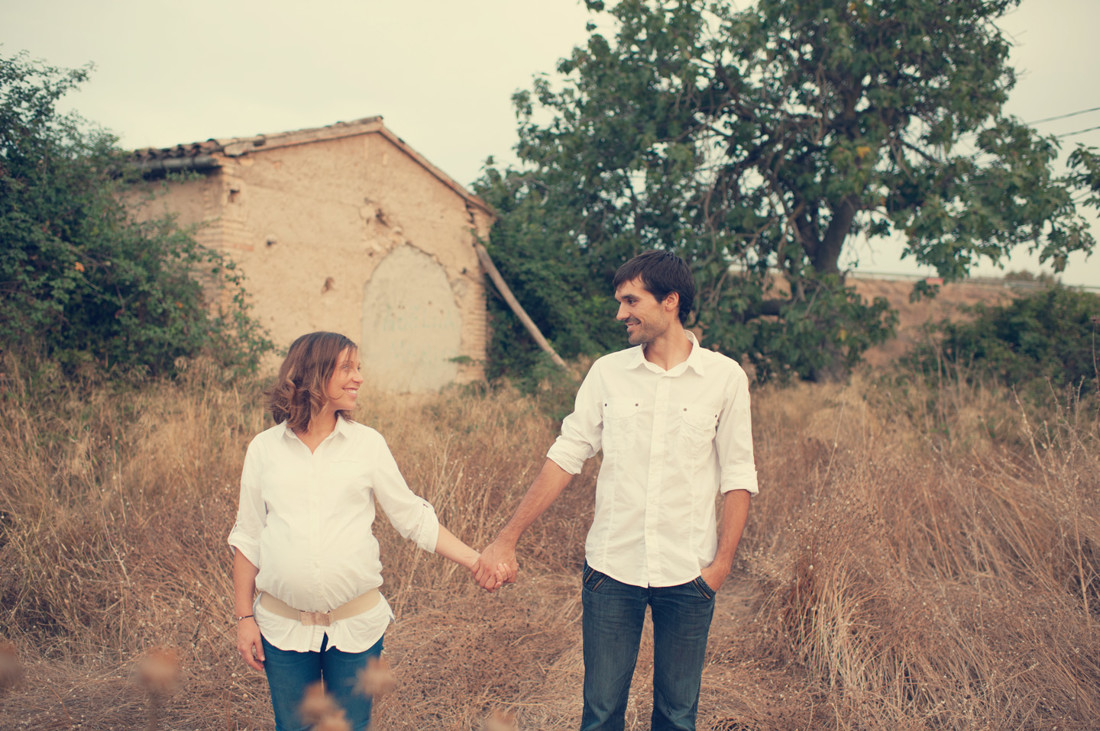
[
  {"x1": 603, "y1": 399, "x2": 642, "y2": 419},
  {"x1": 680, "y1": 404, "x2": 719, "y2": 432}
]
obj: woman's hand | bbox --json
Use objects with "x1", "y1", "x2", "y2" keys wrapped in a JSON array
[
  {"x1": 474, "y1": 539, "x2": 519, "y2": 591},
  {"x1": 236, "y1": 617, "x2": 265, "y2": 671}
]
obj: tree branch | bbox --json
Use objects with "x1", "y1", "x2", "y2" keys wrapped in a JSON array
[{"x1": 474, "y1": 242, "x2": 568, "y2": 371}]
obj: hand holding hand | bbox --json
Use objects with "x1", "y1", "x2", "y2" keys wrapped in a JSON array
[
  {"x1": 473, "y1": 538, "x2": 519, "y2": 591},
  {"x1": 236, "y1": 617, "x2": 265, "y2": 671}
]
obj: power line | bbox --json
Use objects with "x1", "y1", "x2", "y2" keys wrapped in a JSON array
[
  {"x1": 1056, "y1": 124, "x2": 1100, "y2": 139},
  {"x1": 1028, "y1": 106, "x2": 1100, "y2": 126}
]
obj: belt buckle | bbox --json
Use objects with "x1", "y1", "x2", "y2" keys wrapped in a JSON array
[{"x1": 299, "y1": 610, "x2": 332, "y2": 627}]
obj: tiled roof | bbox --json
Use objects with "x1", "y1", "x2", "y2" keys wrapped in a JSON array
[
  {"x1": 130, "y1": 116, "x2": 387, "y2": 161},
  {"x1": 127, "y1": 116, "x2": 492, "y2": 215},
  {"x1": 130, "y1": 138, "x2": 222, "y2": 163}
]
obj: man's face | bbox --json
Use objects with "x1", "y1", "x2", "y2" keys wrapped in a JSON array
[{"x1": 614, "y1": 276, "x2": 677, "y2": 345}]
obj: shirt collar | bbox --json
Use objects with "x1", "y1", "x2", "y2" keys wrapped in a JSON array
[
  {"x1": 629, "y1": 331, "x2": 706, "y2": 376},
  {"x1": 624, "y1": 344, "x2": 648, "y2": 371},
  {"x1": 278, "y1": 421, "x2": 295, "y2": 440},
  {"x1": 331, "y1": 416, "x2": 352, "y2": 439},
  {"x1": 681, "y1": 331, "x2": 706, "y2": 376},
  {"x1": 278, "y1": 415, "x2": 352, "y2": 443}
]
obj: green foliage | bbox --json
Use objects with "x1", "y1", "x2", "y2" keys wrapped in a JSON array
[
  {"x1": 907, "y1": 286, "x2": 1100, "y2": 398},
  {"x1": 478, "y1": 165, "x2": 624, "y2": 382},
  {"x1": 0, "y1": 51, "x2": 273, "y2": 378},
  {"x1": 475, "y1": 0, "x2": 1097, "y2": 383},
  {"x1": 721, "y1": 274, "x2": 899, "y2": 383}
]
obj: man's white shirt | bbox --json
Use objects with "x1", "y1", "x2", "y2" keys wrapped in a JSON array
[{"x1": 547, "y1": 332, "x2": 758, "y2": 588}]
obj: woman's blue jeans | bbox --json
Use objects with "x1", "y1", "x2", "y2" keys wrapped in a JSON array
[
  {"x1": 262, "y1": 633, "x2": 383, "y2": 731},
  {"x1": 580, "y1": 563, "x2": 716, "y2": 731}
]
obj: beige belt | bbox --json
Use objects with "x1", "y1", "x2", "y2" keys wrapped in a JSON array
[{"x1": 258, "y1": 589, "x2": 381, "y2": 627}]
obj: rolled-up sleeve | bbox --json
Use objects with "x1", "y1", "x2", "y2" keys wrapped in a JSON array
[
  {"x1": 546, "y1": 364, "x2": 603, "y2": 475},
  {"x1": 371, "y1": 435, "x2": 440, "y2": 552},
  {"x1": 227, "y1": 436, "x2": 266, "y2": 565},
  {"x1": 716, "y1": 368, "x2": 759, "y2": 495}
]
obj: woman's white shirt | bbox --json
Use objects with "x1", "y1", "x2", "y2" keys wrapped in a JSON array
[{"x1": 228, "y1": 418, "x2": 439, "y2": 652}]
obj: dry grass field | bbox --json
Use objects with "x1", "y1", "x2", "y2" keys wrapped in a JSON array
[{"x1": 1, "y1": 332, "x2": 1098, "y2": 729}]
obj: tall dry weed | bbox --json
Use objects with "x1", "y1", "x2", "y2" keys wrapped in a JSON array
[
  {"x1": 0, "y1": 354, "x2": 269, "y2": 726},
  {"x1": 1, "y1": 352, "x2": 1097, "y2": 729},
  {"x1": 0, "y1": 358, "x2": 591, "y2": 727},
  {"x1": 746, "y1": 374, "x2": 1100, "y2": 728}
]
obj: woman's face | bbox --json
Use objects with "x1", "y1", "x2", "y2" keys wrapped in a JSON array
[{"x1": 324, "y1": 347, "x2": 363, "y2": 413}]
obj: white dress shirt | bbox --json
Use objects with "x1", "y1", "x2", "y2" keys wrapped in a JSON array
[
  {"x1": 546, "y1": 332, "x2": 758, "y2": 588},
  {"x1": 228, "y1": 417, "x2": 440, "y2": 653}
]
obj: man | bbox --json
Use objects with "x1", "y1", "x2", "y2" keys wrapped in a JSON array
[{"x1": 475, "y1": 250, "x2": 758, "y2": 731}]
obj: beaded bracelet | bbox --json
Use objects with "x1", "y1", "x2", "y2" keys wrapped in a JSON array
[{"x1": 235, "y1": 614, "x2": 254, "y2": 622}]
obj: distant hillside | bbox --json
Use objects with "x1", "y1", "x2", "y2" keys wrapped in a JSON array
[{"x1": 853, "y1": 277, "x2": 1019, "y2": 367}]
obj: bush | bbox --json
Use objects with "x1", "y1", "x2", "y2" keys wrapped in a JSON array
[
  {"x1": 906, "y1": 285, "x2": 1100, "y2": 398},
  {"x1": 0, "y1": 51, "x2": 272, "y2": 378}
]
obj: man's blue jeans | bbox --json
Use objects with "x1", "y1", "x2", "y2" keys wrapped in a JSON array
[
  {"x1": 261, "y1": 633, "x2": 383, "y2": 731},
  {"x1": 580, "y1": 563, "x2": 716, "y2": 731}
]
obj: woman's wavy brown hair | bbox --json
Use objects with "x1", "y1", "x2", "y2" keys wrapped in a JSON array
[{"x1": 268, "y1": 332, "x2": 357, "y2": 431}]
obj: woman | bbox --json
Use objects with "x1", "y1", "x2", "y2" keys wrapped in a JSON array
[{"x1": 229, "y1": 332, "x2": 480, "y2": 730}]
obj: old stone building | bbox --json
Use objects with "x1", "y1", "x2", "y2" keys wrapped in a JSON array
[{"x1": 128, "y1": 116, "x2": 494, "y2": 392}]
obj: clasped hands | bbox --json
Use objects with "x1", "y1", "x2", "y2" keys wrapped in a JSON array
[{"x1": 471, "y1": 539, "x2": 519, "y2": 592}]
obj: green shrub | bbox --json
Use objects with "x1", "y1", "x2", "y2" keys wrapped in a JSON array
[
  {"x1": 0, "y1": 51, "x2": 272, "y2": 379},
  {"x1": 906, "y1": 285, "x2": 1100, "y2": 398}
]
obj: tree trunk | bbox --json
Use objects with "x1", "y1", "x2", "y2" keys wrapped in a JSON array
[{"x1": 814, "y1": 196, "x2": 858, "y2": 275}]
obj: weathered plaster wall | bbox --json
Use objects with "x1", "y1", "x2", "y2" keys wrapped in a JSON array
[
  {"x1": 361, "y1": 245, "x2": 463, "y2": 391},
  {"x1": 129, "y1": 129, "x2": 490, "y2": 391},
  {"x1": 124, "y1": 175, "x2": 220, "y2": 249}
]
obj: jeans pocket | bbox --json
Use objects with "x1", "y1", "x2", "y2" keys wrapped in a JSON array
[
  {"x1": 691, "y1": 576, "x2": 716, "y2": 600},
  {"x1": 582, "y1": 564, "x2": 608, "y2": 593}
]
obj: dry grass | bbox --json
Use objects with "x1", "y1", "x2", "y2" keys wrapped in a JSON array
[
  {"x1": 743, "y1": 376, "x2": 1100, "y2": 729},
  {"x1": 0, "y1": 352, "x2": 1097, "y2": 729}
]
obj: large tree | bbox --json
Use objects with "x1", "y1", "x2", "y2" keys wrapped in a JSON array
[
  {"x1": 0, "y1": 52, "x2": 272, "y2": 378},
  {"x1": 476, "y1": 0, "x2": 1098, "y2": 381}
]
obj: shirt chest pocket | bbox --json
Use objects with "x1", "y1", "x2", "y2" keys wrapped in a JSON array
[
  {"x1": 678, "y1": 405, "x2": 718, "y2": 464},
  {"x1": 602, "y1": 399, "x2": 641, "y2": 460}
]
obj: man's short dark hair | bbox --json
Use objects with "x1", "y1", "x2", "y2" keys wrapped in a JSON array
[{"x1": 612, "y1": 250, "x2": 695, "y2": 324}]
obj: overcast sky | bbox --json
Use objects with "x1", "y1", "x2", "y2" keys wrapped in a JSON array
[{"x1": 3, "y1": 0, "x2": 1098, "y2": 286}]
